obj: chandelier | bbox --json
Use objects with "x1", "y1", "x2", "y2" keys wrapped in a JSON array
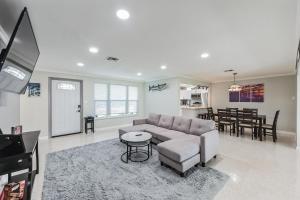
[{"x1": 228, "y1": 73, "x2": 241, "y2": 92}]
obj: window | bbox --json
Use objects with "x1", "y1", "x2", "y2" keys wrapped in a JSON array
[
  {"x1": 110, "y1": 85, "x2": 126, "y2": 116},
  {"x1": 128, "y1": 86, "x2": 138, "y2": 114},
  {"x1": 94, "y1": 84, "x2": 138, "y2": 118},
  {"x1": 94, "y1": 84, "x2": 108, "y2": 117},
  {"x1": 57, "y1": 83, "x2": 76, "y2": 90}
]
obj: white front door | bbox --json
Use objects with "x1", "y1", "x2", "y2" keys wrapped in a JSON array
[{"x1": 51, "y1": 79, "x2": 81, "y2": 137}]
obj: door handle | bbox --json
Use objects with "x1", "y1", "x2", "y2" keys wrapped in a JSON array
[{"x1": 76, "y1": 105, "x2": 81, "y2": 112}]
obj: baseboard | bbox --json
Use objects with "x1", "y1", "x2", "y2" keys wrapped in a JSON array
[
  {"x1": 38, "y1": 124, "x2": 131, "y2": 139},
  {"x1": 95, "y1": 124, "x2": 131, "y2": 132},
  {"x1": 39, "y1": 135, "x2": 49, "y2": 140},
  {"x1": 277, "y1": 130, "x2": 296, "y2": 135},
  {"x1": 38, "y1": 127, "x2": 294, "y2": 139}
]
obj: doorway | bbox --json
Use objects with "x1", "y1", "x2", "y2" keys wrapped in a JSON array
[{"x1": 49, "y1": 78, "x2": 83, "y2": 137}]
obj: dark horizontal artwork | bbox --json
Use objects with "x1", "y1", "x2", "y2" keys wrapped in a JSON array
[
  {"x1": 240, "y1": 85, "x2": 251, "y2": 102},
  {"x1": 229, "y1": 83, "x2": 264, "y2": 103},
  {"x1": 251, "y1": 84, "x2": 264, "y2": 102},
  {"x1": 229, "y1": 91, "x2": 239, "y2": 102}
]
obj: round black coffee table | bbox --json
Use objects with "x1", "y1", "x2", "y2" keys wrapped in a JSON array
[{"x1": 121, "y1": 132, "x2": 152, "y2": 163}]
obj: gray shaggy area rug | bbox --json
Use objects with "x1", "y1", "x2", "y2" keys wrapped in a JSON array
[{"x1": 42, "y1": 139, "x2": 228, "y2": 200}]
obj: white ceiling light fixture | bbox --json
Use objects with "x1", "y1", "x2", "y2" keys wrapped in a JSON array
[
  {"x1": 160, "y1": 65, "x2": 167, "y2": 70},
  {"x1": 228, "y1": 72, "x2": 241, "y2": 92},
  {"x1": 116, "y1": 9, "x2": 130, "y2": 20},
  {"x1": 89, "y1": 47, "x2": 99, "y2": 54},
  {"x1": 201, "y1": 53, "x2": 210, "y2": 59},
  {"x1": 137, "y1": 72, "x2": 142, "y2": 76},
  {"x1": 77, "y1": 62, "x2": 85, "y2": 67}
]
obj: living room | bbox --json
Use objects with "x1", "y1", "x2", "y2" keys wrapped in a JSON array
[{"x1": 1, "y1": 0, "x2": 300, "y2": 200}]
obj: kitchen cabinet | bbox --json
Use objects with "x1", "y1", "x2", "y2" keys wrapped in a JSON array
[{"x1": 180, "y1": 90, "x2": 191, "y2": 100}]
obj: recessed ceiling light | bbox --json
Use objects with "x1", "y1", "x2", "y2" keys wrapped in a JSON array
[
  {"x1": 201, "y1": 53, "x2": 210, "y2": 59},
  {"x1": 137, "y1": 72, "x2": 142, "y2": 76},
  {"x1": 160, "y1": 65, "x2": 167, "y2": 70},
  {"x1": 116, "y1": 9, "x2": 130, "y2": 20},
  {"x1": 77, "y1": 62, "x2": 85, "y2": 67},
  {"x1": 89, "y1": 47, "x2": 99, "y2": 54}
]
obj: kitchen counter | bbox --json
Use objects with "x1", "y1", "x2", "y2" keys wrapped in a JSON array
[
  {"x1": 180, "y1": 106, "x2": 208, "y2": 118},
  {"x1": 181, "y1": 106, "x2": 208, "y2": 110}
]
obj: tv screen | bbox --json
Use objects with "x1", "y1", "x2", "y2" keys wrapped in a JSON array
[{"x1": 0, "y1": 7, "x2": 39, "y2": 94}]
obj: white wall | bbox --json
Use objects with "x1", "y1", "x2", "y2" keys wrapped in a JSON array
[
  {"x1": 296, "y1": 0, "x2": 300, "y2": 149},
  {"x1": 145, "y1": 78, "x2": 181, "y2": 116},
  {"x1": 297, "y1": 71, "x2": 300, "y2": 148},
  {"x1": 20, "y1": 71, "x2": 145, "y2": 138},
  {"x1": 211, "y1": 75, "x2": 297, "y2": 132}
]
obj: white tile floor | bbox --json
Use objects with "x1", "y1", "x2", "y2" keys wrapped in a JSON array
[{"x1": 31, "y1": 128, "x2": 300, "y2": 200}]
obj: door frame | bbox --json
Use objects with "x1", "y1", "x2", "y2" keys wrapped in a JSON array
[{"x1": 48, "y1": 77, "x2": 83, "y2": 137}]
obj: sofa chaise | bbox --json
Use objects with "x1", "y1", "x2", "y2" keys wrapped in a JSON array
[{"x1": 119, "y1": 113, "x2": 219, "y2": 176}]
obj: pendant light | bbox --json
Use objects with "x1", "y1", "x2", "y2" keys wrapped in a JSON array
[{"x1": 228, "y1": 73, "x2": 241, "y2": 92}]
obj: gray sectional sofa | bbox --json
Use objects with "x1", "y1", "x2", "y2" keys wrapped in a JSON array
[{"x1": 119, "y1": 113, "x2": 219, "y2": 176}]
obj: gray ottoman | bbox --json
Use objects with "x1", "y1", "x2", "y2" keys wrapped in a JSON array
[{"x1": 157, "y1": 138, "x2": 201, "y2": 177}]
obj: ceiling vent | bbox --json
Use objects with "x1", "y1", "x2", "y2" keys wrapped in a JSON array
[{"x1": 106, "y1": 56, "x2": 119, "y2": 62}]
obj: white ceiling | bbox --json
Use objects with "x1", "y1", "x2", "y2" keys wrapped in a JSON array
[{"x1": 22, "y1": 0, "x2": 298, "y2": 82}]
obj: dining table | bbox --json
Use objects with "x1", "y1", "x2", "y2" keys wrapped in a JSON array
[{"x1": 213, "y1": 110, "x2": 267, "y2": 141}]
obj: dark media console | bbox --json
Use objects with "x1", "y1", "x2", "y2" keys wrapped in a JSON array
[{"x1": 0, "y1": 131, "x2": 40, "y2": 200}]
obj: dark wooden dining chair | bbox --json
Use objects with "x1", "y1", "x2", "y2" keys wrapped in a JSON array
[
  {"x1": 217, "y1": 109, "x2": 235, "y2": 135},
  {"x1": 262, "y1": 110, "x2": 280, "y2": 142},
  {"x1": 226, "y1": 107, "x2": 238, "y2": 113},
  {"x1": 207, "y1": 107, "x2": 218, "y2": 128},
  {"x1": 243, "y1": 108, "x2": 258, "y2": 124},
  {"x1": 207, "y1": 107, "x2": 215, "y2": 120},
  {"x1": 239, "y1": 109, "x2": 258, "y2": 139},
  {"x1": 198, "y1": 113, "x2": 207, "y2": 119},
  {"x1": 198, "y1": 107, "x2": 216, "y2": 121},
  {"x1": 243, "y1": 108, "x2": 258, "y2": 114},
  {"x1": 226, "y1": 108, "x2": 239, "y2": 121}
]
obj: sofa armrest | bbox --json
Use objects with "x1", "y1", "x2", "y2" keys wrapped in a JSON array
[
  {"x1": 133, "y1": 118, "x2": 147, "y2": 125},
  {"x1": 200, "y1": 130, "x2": 219, "y2": 163}
]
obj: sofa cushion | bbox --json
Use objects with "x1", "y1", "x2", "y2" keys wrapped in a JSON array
[
  {"x1": 157, "y1": 138, "x2": 200, "y2": 162},
  {"x1": 155, "y1": 130, "x2": 186, "y2": 142},
  {"x1": 146, "y1": 113, "x2": 161, "y2": 126},
  {"x1": 119, "y1": 124, "x2": 157, "y2": 136},
  {"x1": 189, "y1": 119, "x2": 215, "y2": 136},
  {"x1": 171, "y1": 117, "x2": 192, "y2": 133},
  {"x1": 158, "y1": 115, "x2": 174, "y2": 129},
  {"x1": 144, "y1": 126, "x2": 170, "y2": 138},
  {"x1": 181, "y1": 134, "x2": 201, "y2": 142}
]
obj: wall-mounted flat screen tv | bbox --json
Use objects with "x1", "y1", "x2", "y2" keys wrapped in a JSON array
[{"x1": 0, "y1": 7, "x2": 39, "y2": 94}]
